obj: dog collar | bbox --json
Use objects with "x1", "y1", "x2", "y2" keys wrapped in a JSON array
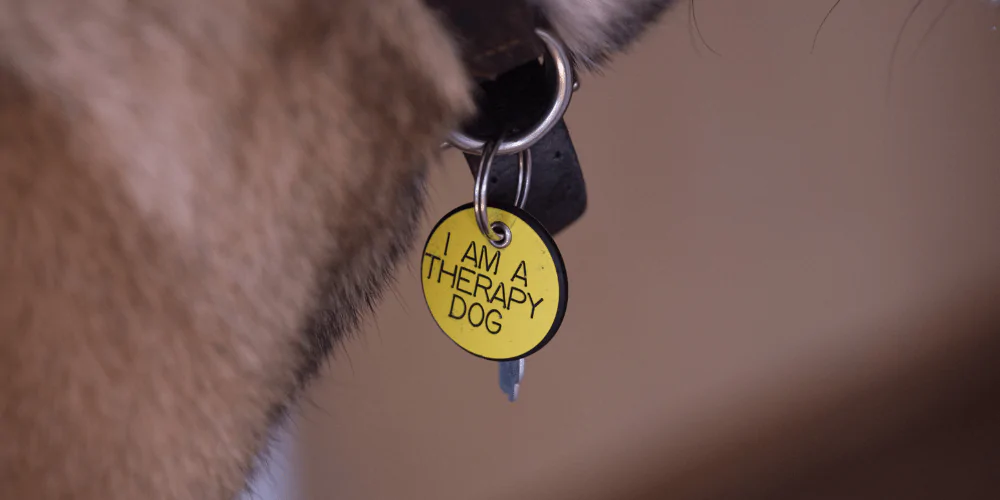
[{"x1": 424, "y1": 0, "x2": 546, "y2": 82}]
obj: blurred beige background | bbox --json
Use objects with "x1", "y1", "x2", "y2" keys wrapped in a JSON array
[{"x1": 285, "y1": 1, "x2": 1000, "y2": 499}]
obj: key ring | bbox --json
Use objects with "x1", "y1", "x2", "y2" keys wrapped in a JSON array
[
  {"x1": 474, "y1": 137, "x2": 532, "y2": 248},
  {"x1": 447, "y1": 28, "x2": 574, "y2": 156}
]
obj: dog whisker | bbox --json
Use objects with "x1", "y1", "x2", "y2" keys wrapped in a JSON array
[
  {"x1": 886, "y1": 0, "x2": 927, "y2": 102},
  {"x1": 811, "y1": 0, "x2": 844, "y2": 53},
  {"x1": 688, "y1": 0, "x2": 721, "y2": 56}
]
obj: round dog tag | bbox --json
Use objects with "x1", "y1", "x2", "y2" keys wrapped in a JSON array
[{"x1": 421, "y1": 203, "x2": 567, "y2": 361}]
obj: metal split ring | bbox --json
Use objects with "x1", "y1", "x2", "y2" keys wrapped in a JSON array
[
  {"x1": 474, "y1": 138, "x2": 532, "y2": 248},
  {"x1": 460, "y1": 28, "x2": 569, "y2": 247},
  {"x1": 447, "y1": 28, "x2": 574, "y2": 156}
]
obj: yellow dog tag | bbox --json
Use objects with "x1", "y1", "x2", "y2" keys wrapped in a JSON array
[{"x1": 421, "y1": 203, "x2": 567, "y2": 361}]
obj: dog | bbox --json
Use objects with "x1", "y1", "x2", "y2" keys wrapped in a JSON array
[{"x1": 0, "y1": 1, "x2": 674, "y2": 498}]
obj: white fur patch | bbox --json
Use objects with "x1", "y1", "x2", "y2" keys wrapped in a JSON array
[
  {"x1": 530, "y1": 0, "x2": 671, "y2": 64},
  {"x1": 241, "y1": 425, "x2": 299, "y2": 500}
]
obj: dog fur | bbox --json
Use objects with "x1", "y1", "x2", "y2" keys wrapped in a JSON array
[
  {"x1": 0, "y1": 1, "x2": 671, "y2": 498},
  {"x1": 532, "y1": 0, "x2": 675, "y2": 66}
]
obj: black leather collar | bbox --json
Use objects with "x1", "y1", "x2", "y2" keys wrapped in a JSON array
[{"x1": 424, "y1": 0, "x2": 545, "y2": 81}]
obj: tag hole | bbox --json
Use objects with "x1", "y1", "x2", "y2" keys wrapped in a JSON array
[
  {"x1": 553, "y1": 151, "x2": 562, "y2": 160},
  {"x1": 490, "y1": 221, "x2": 512, "y2": 249}
]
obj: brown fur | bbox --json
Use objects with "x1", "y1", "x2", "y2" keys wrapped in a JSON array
[
  {"x1": 0, "y1": 0, "x2": 471, "y2": 498},
  {"x1": 0, "y1": 0, "x2": 675, "y2": 496}
]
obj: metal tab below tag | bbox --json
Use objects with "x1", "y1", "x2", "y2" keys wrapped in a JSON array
[
  {"x1": 462, "y1": 119, "x2": 587, "y2": 236},
  {"x1": 499, "y1": 358, "x2": 525, "y2": 402}
]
